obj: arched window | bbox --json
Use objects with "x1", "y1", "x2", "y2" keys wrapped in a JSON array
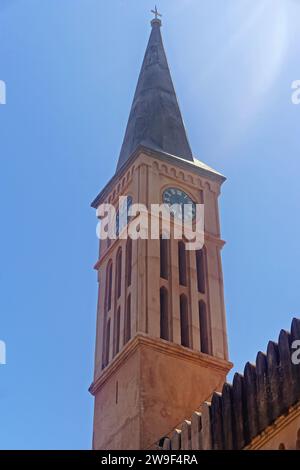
[
  {"x1": 104, "y1": 318, "x2": 111, "y2": 367},
  {"x1": 114, "y1": 307, "x2": 121, "y2": 356},
  {"x1": 160, "y1": 287, "x2": 169, "y2": 340},
  {"x1": 199, "y1": 301, "x2": 210, "y2": 354},
  {"x1": 196, "y1": 248, "x2": 205, "y2": 294},
  {"x1": 126, "y1": 238, "x2": 132, "y2": 287},
  {"x1": 125, "y1": 295, "x2": 131, "y2": 344},
  {"x1": 180, "y1": 294, "x2": 189, "y2": 347},
  {"x1": 160, "y1": 236, "x2": 169, "y2": 280},
  {"x1": 116, "y1": 248, "x2": 122, "y2": 299},
  {"x1": 278, "y1": 443, "x2": 286, "y2": 450},
  {"x1": 178, "y1": 241, "x2": 187, "y2": 286},
  {"x1": 105, "y1": 261, "x2": 113, "y2": 312}
]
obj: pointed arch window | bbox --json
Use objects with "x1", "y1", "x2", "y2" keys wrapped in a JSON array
[
  {"x1": 178, "y1": 241, "x2": 187, "y2": 286},
  {"x1": 114, "y1": 307, "x2": 121, "y2": 356},
  {"x1": 180, "y1": 294, "x2": 190, "y2": 347},
  {"x1": 160, "y1": 287, "x2": 169, "y2": 340},
  {"x1": 126, "y1": 238, "x2": 132, "y2": 287},
  {"x1": 125, "y1": 294, "x2": 131, "y2": 344},
  {"x1": 104, "y1": 318, "x2": 111, "y2": 367},
  {"x1": 116, "y1": 248, "x2": 122, "y2": 299},
  {"x1": 199, "y1": 300, "x2": 211, "y2": 354},
  {"x1": 105, "y1": 261, "x2": 113, "y2": 312},
  {"x1": 196, "y1": 248, "x2": 206, "y2": 294},
  {"x1": 160, "y1": 236, "x2": 169, "y2": 280}
]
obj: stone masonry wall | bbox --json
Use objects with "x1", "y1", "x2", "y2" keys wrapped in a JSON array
[{"x1": 159, "y1": 317, "x2": 300, "y2": 450}]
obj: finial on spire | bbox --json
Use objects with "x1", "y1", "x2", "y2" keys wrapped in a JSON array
[
  {"x1": 151, "y1": 6, "x2": 162, "y2": 20},
  {"x1": 151, "y1": 5, "x2": 162, "y2": 26}
]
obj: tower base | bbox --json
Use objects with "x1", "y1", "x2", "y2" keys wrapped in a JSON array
[{"x1": 90, "y1": 334, "x2": 232, "y2": 450}]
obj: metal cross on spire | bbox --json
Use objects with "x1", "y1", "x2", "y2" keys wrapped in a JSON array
[{"x1": 151, "y1": 6, "x2": 162, "y2": 20}]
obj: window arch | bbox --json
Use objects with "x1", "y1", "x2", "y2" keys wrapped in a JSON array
[
  {"x1": 199, "y1": 300, "x2": 211, "y2": 354},
  {"x1": 180, "y1": 294, "x2": 190, "y2": 347},
  {"x1": 160, "y1": 287, "x2": 169, "y2": 340},
  {"x1": 126, "y1": 238, "x2": 132, "y2": 287},
  {"x1": 178, "y1": 241, "x2": 187, "y2": 286},
  {"x1": 196, "y1": 248, "x2": 206, "y2": 294},
  {"x1": 104, "y1": 318, "x2": 111, "y2": 367},
  {"x1": 124, "y1": 294, "x2": 131, "y2": 344},
  {"x1": 116, "y1": 248, "x2": 122, "y2": 299},
  {"x1": 105, "y1": 261, "x2": 113, "y2": 312},
  {"x1": 114, "y1": 307, "x2": 121, "y2": 356},
  {"x1": 160, "y1": 236, "x2": 169, "y2": 280}
]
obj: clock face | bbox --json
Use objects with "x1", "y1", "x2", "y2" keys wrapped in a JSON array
[{"x1": 163, "y1": 188, "x2": 196, "y2": 220}]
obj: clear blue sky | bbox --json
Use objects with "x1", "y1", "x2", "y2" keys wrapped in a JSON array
[{"x1": 0, "y1": 0, "x2": 299, "y2": 449}]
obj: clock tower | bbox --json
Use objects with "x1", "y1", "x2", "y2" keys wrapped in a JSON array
[{"x1": 90, "y1": 13, "x2": 232, "y2": 450}]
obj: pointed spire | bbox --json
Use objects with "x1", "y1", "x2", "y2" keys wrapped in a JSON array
[{"x1": 116, "y1": 13, "x2": 193, "y2": 171}]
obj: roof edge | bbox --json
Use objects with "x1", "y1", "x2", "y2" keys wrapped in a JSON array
[{"x1": 91, "y1": 144, "x2": 226, "y2": 209}]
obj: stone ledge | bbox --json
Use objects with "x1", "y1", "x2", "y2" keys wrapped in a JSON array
[{"x1": 89, "y1": 333, "x2": 233, "y2": 396}]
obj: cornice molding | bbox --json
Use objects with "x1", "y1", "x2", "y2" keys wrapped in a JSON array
[
  {"x1": 94, "y1": 232, "x2": 225, "y2": 270},
  {"x1": 89, "y1": 333, "x2": 233, "y2": 396},
  {"x1": 91, "y1": 145, "x2": 226, "y2": 209}
]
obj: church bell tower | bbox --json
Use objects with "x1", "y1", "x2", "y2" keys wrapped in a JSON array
[{"x1": 90, "y1": 12, "x2": 232, "y2": 450}]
